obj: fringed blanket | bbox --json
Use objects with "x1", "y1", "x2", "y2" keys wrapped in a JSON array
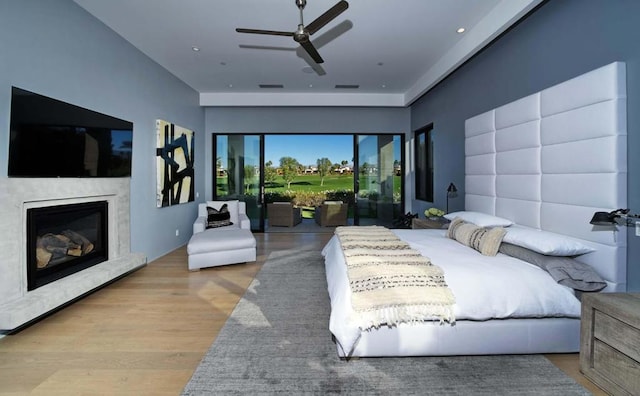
[{"x1": 335, "y1": 226, "x2": 455, "y2": 330}]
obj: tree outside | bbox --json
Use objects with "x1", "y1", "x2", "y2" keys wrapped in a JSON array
[
  {"x1": 316, "y1": 157, "x2": 332, "y2": 186},
  {"x1": 279, "y1": 156, "x2": 300, "y2": 189}
]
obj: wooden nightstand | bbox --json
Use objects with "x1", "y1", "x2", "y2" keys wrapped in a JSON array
[
  {"x1": 412, "y1": 218, "x2": 450, "y2": 230},
  {"x1": 580, "y1": 293, "x2": 640, "y2": 395}
]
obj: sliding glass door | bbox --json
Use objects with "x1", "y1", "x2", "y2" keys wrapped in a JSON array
[
  {"x1": 213, "y1": 132, "x2": 404, "y2": 231},
  {"x1": 354, "y1": 134, "x2": 404, "y2": 227},
  {"x1": 214, "y1": 134, "x2": 264, "y2": 231}
]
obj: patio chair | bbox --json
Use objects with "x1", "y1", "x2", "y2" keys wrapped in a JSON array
[
  {"x1": 314, "y1": 201, "x2": 348, "y2": 227},
  {"x1": 267, "y1": 202, "x2": 302, "y2": 227}
]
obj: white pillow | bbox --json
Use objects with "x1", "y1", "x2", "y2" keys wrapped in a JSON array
[
  {"x1": 502, "y1": 226, "x2": 595, "y2": 256},
  {"x1": 444, "y1": 211, "x2": 513, "y2": 228}
]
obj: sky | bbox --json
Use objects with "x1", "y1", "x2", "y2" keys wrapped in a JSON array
[{"x1": 265, "y1": 135, "x2": 354, "y2": 167}]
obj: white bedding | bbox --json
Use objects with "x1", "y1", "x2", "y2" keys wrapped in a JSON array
[{"x1": 322, "y1": 229, "x2": 582, "y2": 356}]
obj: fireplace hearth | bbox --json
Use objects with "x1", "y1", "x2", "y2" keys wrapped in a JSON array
[
  {"x1": 0, "y1": 178, "x2": 147, "y2": 331},
  {"x1": 27, "y1": 201, "x2": 108, "y2": 291}
]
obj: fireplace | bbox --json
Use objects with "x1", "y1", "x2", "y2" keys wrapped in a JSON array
[{"x1": 27, "y1": 201, "x2": 108, "y2": 291}]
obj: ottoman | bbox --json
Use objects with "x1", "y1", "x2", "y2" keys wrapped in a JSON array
[{"x1": 187, "y1": 227, "x2": 257, "y2": 270}]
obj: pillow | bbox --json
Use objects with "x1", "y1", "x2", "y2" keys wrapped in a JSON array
[
  {"x1": 502, "y1": 226, "x2": 595, "y2": 256},
  {"x1": 206, "y1": 204, "x2": 233, "y2": 229},
  {"x1": 447, "y1": 217, "x2": 506, "y2": 256},
  {"x1": 206, "y1": 200, "x2": 239, "y2": 225},
  {"x1": 444, "y1": 211, "x2": 513, "y2": 228},
  {"x1": 499, "y1": 243, "x2": 606, "y2": 292}
]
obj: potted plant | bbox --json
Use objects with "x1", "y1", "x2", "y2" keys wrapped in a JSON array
[{"x1": 424, "y1": 207, "x2": 445, "y2": 220}]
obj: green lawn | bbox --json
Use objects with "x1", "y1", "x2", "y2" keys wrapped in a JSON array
[
  {"x1": 265, "y1": 173, "x2": 354, "y2": 193},
  {"x1": 216, "y1": 173, "x2": 401, "y2": 196}
]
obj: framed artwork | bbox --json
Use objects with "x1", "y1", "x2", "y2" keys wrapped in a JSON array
[{"x1": 156, "y1": 119, "x2": 195, "y2": 207}]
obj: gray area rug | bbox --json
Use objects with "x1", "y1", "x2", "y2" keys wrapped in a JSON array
[{"x1": 183, "y1": 249, "x2": 589, "y2": 395}]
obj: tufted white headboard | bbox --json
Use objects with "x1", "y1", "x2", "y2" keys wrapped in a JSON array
[{"x1": 464, "y1": 62, "x2": 627, "y2": 291}]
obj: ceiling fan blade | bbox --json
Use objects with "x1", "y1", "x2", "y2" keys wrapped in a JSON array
[
  {"x1": 299, "y1": 39, "x2": 324, "y2": 64},
  {"x1": 305, "y1": 0, "x2": 349, "y2": 36},
  {"x1": 236, "y1": 28, "x2": 294, "y2": 37}
]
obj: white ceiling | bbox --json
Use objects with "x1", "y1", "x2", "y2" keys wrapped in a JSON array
[{"x1": 72, "y1": 0, "x2": 542, "y2": 107}]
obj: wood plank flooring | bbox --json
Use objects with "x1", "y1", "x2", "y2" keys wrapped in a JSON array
[{"x1": 0, "y1": 232, "x2": 604, "y2": 395}]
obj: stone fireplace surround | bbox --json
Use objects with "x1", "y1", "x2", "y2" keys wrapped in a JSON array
[{"x1": 0, "y1": 177, "x2": 146, "y2": 331}]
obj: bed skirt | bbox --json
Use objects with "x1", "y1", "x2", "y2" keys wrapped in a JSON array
[{"x1": 338, "y1": 317, "x2": 580, "y2": 357}]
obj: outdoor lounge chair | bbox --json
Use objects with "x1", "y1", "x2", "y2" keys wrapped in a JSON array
[
  {"x1": 267, "y1": 202, "x2": 302, "y2": 227},
  {"x1": 314, "y1": 201, "x2": 348, "y2": 227}
]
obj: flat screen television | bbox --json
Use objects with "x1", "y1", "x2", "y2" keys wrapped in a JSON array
[{"x1": 8, "y1": 87, "x2": 133, "y2": 177}]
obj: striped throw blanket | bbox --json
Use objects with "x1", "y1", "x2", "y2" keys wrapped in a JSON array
[{"x1": 335, "y1": 226, "x2": 455, "y2": 330}]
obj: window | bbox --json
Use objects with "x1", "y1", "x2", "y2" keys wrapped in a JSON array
[{"x1": 414, "y1": 124, "x2": 433, "y2": 202}]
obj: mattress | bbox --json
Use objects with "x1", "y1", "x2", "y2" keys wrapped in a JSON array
[{"x1": 322, "y1": 229, "x2": 582, "y2": 357}]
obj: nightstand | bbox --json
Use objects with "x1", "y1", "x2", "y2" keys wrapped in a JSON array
[
  {"x1": 580, "y1": 293, "x2": 640, "y2": 395},
  {"x1": 412, "y1": 218, "x2": 450, "y2": 230}
]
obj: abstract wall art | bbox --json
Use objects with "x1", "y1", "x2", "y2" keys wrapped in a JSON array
[{"x1": 156, "y1": 119, "x2": 195, "y2": 207}]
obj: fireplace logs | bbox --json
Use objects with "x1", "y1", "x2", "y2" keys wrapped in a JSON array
[{"x1": 36, "y1": 230, "x2": 95, "y2": 268}]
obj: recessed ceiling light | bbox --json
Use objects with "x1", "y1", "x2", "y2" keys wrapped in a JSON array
[
  {"x1": 456, "y1": 27, "x2": 465, "y2": 34},
  {"x1": 220, "y1": 62, "x2": 227, "y2": 66},
  {"x1": 228, "y1": 84, "x2": 233, "y2": 88},
  {"x1": 192, "y1": 46, "x2": 200, "y2": 51},
  {"x1": 309, "y1": 84, "x2": 313, "y2": 88},
  {"x1": 381, "y1": 84, "x2": 386, "y2": 88},
  {"x1": 377, "y1": 62, "x2": 384, "y2": 66}
]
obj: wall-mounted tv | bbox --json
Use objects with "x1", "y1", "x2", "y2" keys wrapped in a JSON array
[{"x1": 8, "y1": 87, "x2": 133, "y2": 178}]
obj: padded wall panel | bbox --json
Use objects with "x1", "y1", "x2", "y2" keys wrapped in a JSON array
[
  {"x1": 465, "y1": 175, "x2": 495, "y2": 197},
  {"x1": 542, "y1": 137, "x2": 626, "y2": 174},
  {"x1": 495, "y1": 198, "x2": 540, "y2": 229},
  {"x1": 466, "y1": 153, "x2": 495, "y2": 175},
  {"x1": 496, "y1": 122, "x2": 540, "y2": 152},
  {"x1": 541, "y1": 202, "x2": 626, "y2": 246},
  {"x1": 465, "y1": 195, "x2": 495, "y2": 215},
  {"x1": 466, "y1": 133, "x2": 495, "y2": 156},
  {"x1": 464, "y1": 62, "x2": 627, "y2": 290},
  {"x1": 542, "y1": 174, "x2": 625, "y2": 209},
  {"x1": 497, "y1": 148, "x2": 540, "y2": 174},
  {"x1": 497, "y1": 175, "x2": 540, "y2": 201},
  {"x1": 541, "y1": 99, "x2": 627, "y2": 145},
  {"x1": 577, "y1": 247, "x2": 627, "y2": 292},
  {"x1": 495, "y1": 93, "x2": 540, "y2": 129},
  {"x1": 540, "y1": 62, "x2": 626, "y2": 116},
  {"x1": 465, "y1": 110, "x2": 494, "y2": 137}
]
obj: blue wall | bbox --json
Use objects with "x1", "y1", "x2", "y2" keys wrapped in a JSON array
[
  {"x1": 410, "y1": 0, "x2": 640, "y2": 290},
  {"x1": 0, "y1": 0, "x2": 205, "y2": 262}
]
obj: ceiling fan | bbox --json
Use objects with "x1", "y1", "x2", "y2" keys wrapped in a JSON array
[{"x1": 235, "y1": 0, "x2": 349, "y2": 64}]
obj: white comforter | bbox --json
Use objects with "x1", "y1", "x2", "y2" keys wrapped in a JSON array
[{"x1": 321, "y1": 229, "x2": 582, "y2": 355}]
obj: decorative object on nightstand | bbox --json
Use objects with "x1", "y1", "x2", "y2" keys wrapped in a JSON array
[
  {"x1": 424, "y1": 207, "x2": 445, "y2": 220},
  {"x1": 446, "y1": 182, "x2": 458, "y2": 213},
  {"x1": 580, "y1": 292, "x2": 640, "y2": 395}
]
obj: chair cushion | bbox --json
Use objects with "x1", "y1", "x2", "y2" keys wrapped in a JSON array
[{"x1": 187, "y1": 228, "x2": 256, "y2": 255}]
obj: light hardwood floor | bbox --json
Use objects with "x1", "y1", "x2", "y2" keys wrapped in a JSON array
[{"x1": 0, "y1": 232, "x2": 604, "y2": 395}]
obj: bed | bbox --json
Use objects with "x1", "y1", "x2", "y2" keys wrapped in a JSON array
[{"x1": 322, "y1": 62, "x2": 628, "y2": 357}]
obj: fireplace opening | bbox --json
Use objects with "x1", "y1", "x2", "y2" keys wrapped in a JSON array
[{"x1": 27, "y1": 201, "x2": 108, "y2": 291}]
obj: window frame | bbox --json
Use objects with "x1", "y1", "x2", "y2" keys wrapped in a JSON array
[{"x1": 414, "y1": 123, "x2": 434, "y2": 202}]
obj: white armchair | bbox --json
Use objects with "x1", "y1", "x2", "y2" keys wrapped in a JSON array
[
  {"x1": 187, "y1": 200, "x2": 256, "y2": 270},
  {"x1": 193, "y1": 200, "x2": 251, "y2": 234}
]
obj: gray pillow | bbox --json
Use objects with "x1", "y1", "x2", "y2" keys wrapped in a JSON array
[{"x1": 499, "y1": 243, "x2": 606, "y2": 292}]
